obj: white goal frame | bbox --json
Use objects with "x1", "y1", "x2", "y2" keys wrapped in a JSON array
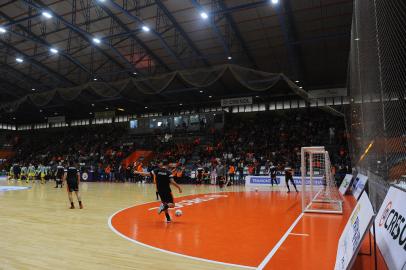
[{"x1": 301, "y1": 146, "x2": 343, "y2": 214}]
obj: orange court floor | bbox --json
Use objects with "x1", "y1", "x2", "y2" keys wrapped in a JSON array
[
  {"x1": 0, "y1": 181, "x2": 388, "y2": 270},
  {"x1": 110, "y1": 189, "x2": 388, "y2": 270}
]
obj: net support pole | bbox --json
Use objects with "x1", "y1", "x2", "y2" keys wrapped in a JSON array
[{"x1": 301, "y1": 147, "x2": 306, "y2": 211}]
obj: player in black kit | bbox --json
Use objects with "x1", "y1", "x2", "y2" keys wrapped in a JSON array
[
  {"x1": 196, "y1": 164, "x2": 204, "y2": 184},
  {"x1": 54, "y1": 162, "x2": 65, "y2": 188},
  {"x1": 63, "y1": 161, "x2": 83, "y2": 209},
  {"x1": 135, "y1": 160, "x2": 182, "y2": 222},
  {"x1": 268, "y1": 164, "x2": 277, "y2": 187},
  {"x1": 284, "y1": 164, "x2": 298, "y2": 193}
]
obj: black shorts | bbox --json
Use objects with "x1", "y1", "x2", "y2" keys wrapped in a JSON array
[
  {"x1": 158, "y1": 190, "x2": 174, "y2": 204},
  {"x1": 67, "y1": 180, "x2": 79, "y2": 192}
]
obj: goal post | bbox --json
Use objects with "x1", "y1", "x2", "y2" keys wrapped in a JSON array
[{"x1": 301, "y1": 146, "x2": 343, "y2": 214}]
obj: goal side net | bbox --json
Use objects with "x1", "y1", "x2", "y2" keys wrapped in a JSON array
[{"x1": 301, "y1": 146, "x2": 343, "y2": 214}]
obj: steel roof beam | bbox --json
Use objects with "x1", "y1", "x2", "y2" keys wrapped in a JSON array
[
  {"x1": 189, "y1": 0, "x2": 231, "y2": 60},
  {"x1": 275, "y1": 0, "x2": 305, "y2": 81},
  {"x1": 101, "y1": 1, "x2": 171, "y2": 71},
  {"x1": 0, "y1": 11, "x2": 91, "y2": 75},
  {"x1": 155, "y1": 0, "x2": 210, "y2": 66},
  {"x1": 218, "y1": 0, "x2": 257, "y2": 68},
  {"x1": 22, "y1": 0, "x2": 142, "y2": 75},
  {"x1": 0, "y1": 39, "x2": 75, "y2": 86},
  {"x1": 3, "y1": 13, "x2": 42, "y2": 27},
  {"x1": 102, "y1": 0, "x2": 183, "y2": 69},
  {"x1": 0, "y1": 62, "x2": 49, "y2": 90}
]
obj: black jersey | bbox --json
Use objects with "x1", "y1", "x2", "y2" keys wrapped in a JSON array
[
  {"x1": 197, "y1": 167, "x2": 204, "y2": 175},
  {"x1": 152, "y1": 168, "x2": 173, "y2": 193},
  {"x1": 56, "y1": 166, "x2": 65, "y2": 178},
  {"x1": 269, "y1": 166, "x2": 277, "y2": 177},
  {"x1": 65, "y1": 167, "x2": 78, "y2": 182},
  {"x1": 284, "y1": 167, "x2": 293, "y2": 178}
]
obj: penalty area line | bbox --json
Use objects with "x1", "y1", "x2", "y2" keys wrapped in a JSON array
[
  {"x1": 256, "y1": 213, "x2": 304, "y2": 270},
  {"x1": 289, "y1": 232, "x2": 309, "y2": 237}
]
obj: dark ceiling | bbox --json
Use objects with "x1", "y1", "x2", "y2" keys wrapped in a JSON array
[{"x1": 0, "y1": 0, "x2": 353, "y2": 122}]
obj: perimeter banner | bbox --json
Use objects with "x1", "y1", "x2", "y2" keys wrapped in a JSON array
[
  {"x1": 339, "y1": 174, "x2": 353, "y2": 195},
  {"x1": 245, "y1": 175, "x2": 324, "y2": 186},
  {"x1": 375, "y1": 186, "x2": 406, "y2": 270},
  {"x1": 334, "y1": 192, "x2": 374, "y2": 270},
  {"x1": 352, "y1": 173, "x2": 368, "y2": 200}
]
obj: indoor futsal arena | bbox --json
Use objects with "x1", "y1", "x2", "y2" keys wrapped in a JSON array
[{"x1": 0, "y1": 0, "x2": 405, "y2": 270}]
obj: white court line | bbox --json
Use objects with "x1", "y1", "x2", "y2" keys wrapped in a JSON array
[
  {"x1": 256, "y1": 213, "x2": 304, "y2": 270},
  {"x1": 108, "y1": 193, "x2": 256, "y2": 270},
  {"x1": 289, "y1": 232, "x2": 309, "y2": 237}
]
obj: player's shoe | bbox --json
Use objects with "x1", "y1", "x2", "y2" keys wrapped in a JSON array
[
  {"x1": 79, "y1": 202, "x2": 83, "y2": 209},
  {"x1": 158, "y1": 203, "x2": 169, "y2": 214},
  {"x1": 165, "y1": 218, "x2": 172, "y2": 223},
  {"x1": 158, "y1": 204, "x2": 165, "y2": 214},
  {"x1": 70, "y1": 205, "x2": 75, "y2": 209}
]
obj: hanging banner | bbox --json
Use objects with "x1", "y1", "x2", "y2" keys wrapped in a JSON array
[
  {"x1": 339, "y1": 174, "x2": 353, "y2": 195},
  {"x1": 334, "y1": 192, "x2": 375, "y2": 270},
  {"x1": 309, "y1": 88, "x2": 347, "y2": 98},
  {"x1": 95, "y1": 110, "x2": 115, "y2": 118},
  {"x1": 352, "y1": 173, "x2": 368, "y2": 201},
  {"x1": 221, "y1": 97, "x2": 252, "y2": 107},
  {"x1": 47, "y1": 116, "x2": 65, "y2": 123},
  {"x1": 375, "y1": 186, "x2": 406, "y2": 270}
]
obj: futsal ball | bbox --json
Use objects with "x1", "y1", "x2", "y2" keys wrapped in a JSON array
[{"x1": 175, "y1": 209, "x2": 183, "y2": 217}]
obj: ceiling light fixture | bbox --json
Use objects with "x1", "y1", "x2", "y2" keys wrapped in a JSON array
[
  {"x1": 42, "y1": 11, "x2": 53, "y2": 19},
  {"x1": 200, "y1": 12, "x2": 208, "y2": 20},
  {"x1": 32, "y1": 88, "x2": 36, "y2": 91},
  {"x1": 271, "y1": 0, "x2": 279, "y2": 4},
  {"x1": 0, "y1": 27, "x2": 6, "y2": 33},
  {"x1": 227, "y1": 56, "x2": 232, "y2": 60},
  {"x1": 142, "y1": 25, "x2": 150, "y2": 32},
  {"x1": 92, "y1": 37, "x2": 101, "y2": 44},
  {"x1": 50, "y1": 48, "x2": 58, "y2": 54},
  {"x1": 16, "y1": 58, "x2": 23, "y2": 63}
]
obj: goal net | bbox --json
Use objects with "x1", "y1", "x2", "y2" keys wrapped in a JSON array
[{"x1": 301, "y1": 146, "x2": 343, "y2": 214}]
